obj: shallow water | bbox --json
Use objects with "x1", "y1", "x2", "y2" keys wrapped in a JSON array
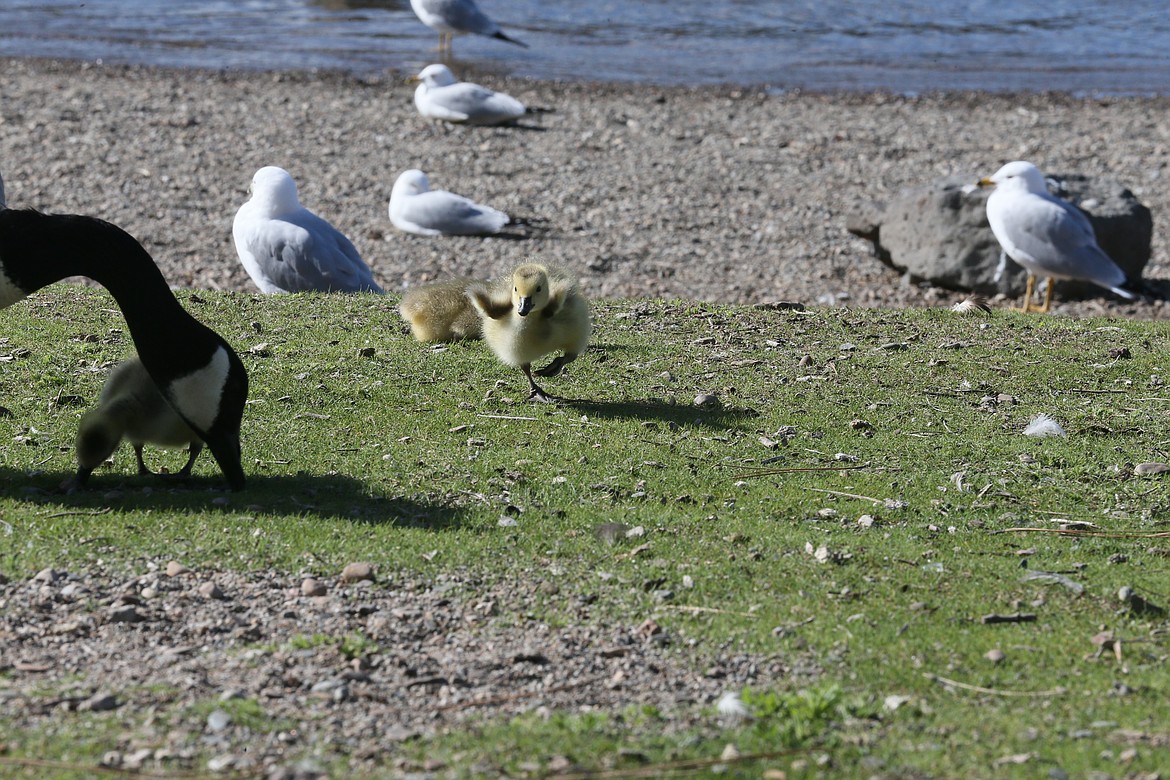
[{"x1": 1, "y1": 0, "x2": 1168, "y2": 94}]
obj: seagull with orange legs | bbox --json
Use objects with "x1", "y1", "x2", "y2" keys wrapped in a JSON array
[{"x1": 977, "y1": 161, "x2": 1137, "y2": 313}]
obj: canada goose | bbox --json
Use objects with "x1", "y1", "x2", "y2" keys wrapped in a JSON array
[
  {"x1": 0, "y1": 209, "x2": 248, "y2": 490},
  {"x1": 412, "y1": 64, "x2": 527, "y2": 126},
  {"x1": 399, "y1": 278, "x2": 483, "y2": 342},
  {"x1": 977, "y1": 161, "x2": 1137, "y2": 312},
  {"x1": 467, "y1": 263, "x2": 590, "y2": 402},
  {"x1": 390, "y1": 169, "x2": 509, "y2": 237},
  {"x1": 233, "y1": 166, "x2": 382, "y2": 294},
  {"x1": 62, "y1": 357, "x2": 203, "y2": 492},
  {"x1": 410, "y1": 0, "x2": 527, "y2": 54}
]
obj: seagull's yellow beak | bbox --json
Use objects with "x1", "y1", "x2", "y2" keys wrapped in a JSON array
[
  {"x1": 976, "y1": 176, "x2": 995, "y2": 188},
  {"x1": 407, "y1": 75, "x2": 421, "y2": 84}
]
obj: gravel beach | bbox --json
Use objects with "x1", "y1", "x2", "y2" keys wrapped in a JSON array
[
  {"x1": 4, "y1": 56, "x2": 1170, "y2": 776},
  {"x1": 3, "y1": 57, "x2": 1170, "y2": 316}
]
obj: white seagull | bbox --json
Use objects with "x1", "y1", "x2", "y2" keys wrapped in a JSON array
[
  {"x1": 977, "y1": 161, "x2": 1136, "y2": 312},
  {"x1": 232, "y1": 166, "x2": 382, "y2": 294},
  {"x1": 410, "y1": 0, "x2": 527, "y2": 54},
  {"x1": 389, "y1": 169, "x2": 509, "y2": 237},
  {"x1": 413, "y1": 64, "x2": 527, "y2": 126}
]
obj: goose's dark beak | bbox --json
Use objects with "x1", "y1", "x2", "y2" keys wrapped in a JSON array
[{"x1": 517, "y1": 297, "x2": 534, "y2": 316}]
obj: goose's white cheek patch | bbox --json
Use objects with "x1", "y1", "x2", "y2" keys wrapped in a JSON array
[
  {"x1": 168, "y1": 347, "x2": 230, "y2": 432},
  {"x1": 0, "y1": 268, "x2": 29, "y2": 309}
]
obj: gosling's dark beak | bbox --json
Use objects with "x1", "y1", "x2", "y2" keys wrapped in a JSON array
[
  {"x1": 517, "y1": 297, "x2": 534, "y2": 316},
  {"x1": 976, "y1": 177, "x2": 994, "y2": 188}
]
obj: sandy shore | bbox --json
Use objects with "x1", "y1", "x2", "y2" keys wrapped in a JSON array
[{"x1": 2, "y1": 57, "x2": 1169, "y2": 317}]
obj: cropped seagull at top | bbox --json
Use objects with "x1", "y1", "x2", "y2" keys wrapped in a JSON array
[
  {"x1": 410, "y1": 0, "x2": 527, "y2": 55},
  {"x1": 0, "y1": 209, "x2": 248, "y2": 489},
  {"x1": 233, "y1": 166, "x2": 382, "y2": 294},
  {"x1": 977, "y1": 160, "x2": 1138, "y2": 313}
]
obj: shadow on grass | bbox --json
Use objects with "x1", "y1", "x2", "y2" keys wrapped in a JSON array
[
  {"x1": 1, "y1": 470, "x2": 466, "y2": 530},
  {"x1": 560, "y1": 397, "x2": 759, "y2": 429}
]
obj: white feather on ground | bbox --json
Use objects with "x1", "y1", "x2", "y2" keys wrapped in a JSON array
[
  {"x1": 716, "y1": 691, "x2": 752, "y2": 720},
  {"x1": 1023, "y1": 413, "x2": 1067, "y2": 438},
  {"x1": 232, "y1": 166, "x2": 382, "y2": 294},
  {"x1": 413, "y1": 64, "x2": 526, "y2": 126},
  {"x1": 389, "y1": 169, "x2": 509, "y2": 237}
]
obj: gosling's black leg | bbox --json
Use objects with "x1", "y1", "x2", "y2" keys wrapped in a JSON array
[
  {"x1": 174, "y1": 443, "x2": 204, "y2": 479},
  {"x1": 523, "y1": 364, "x2": 559, "y2": 404},
  {"x1": 534, "y1": 351, "x2": 578, "y2": 378},
  {"x1": 134, "y1": 444, "x2": 154, "y2": 476}
]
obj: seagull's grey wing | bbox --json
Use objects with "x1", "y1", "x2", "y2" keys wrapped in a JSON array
[
  {"x1": 999, "y1": 194, "x2": 1126, "y2": 287},
  {"x1": 407, "y1": 190, "x2": 509, "y2": 235},
  {"x1": 285, "y1": 210, "x2": 382, "y2": 293},
  {"x1": 439, "y1": 83, "x2": 525, "y2": 124},
  {"x1": 429, "y1": 0, "x2": 498, "y2": 35}
]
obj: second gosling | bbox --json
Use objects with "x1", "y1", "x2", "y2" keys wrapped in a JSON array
[
  {"x1": 467, "y1": 263, "x2": 590, "y2": 402},
  {"x1": 399, "y1": 278, "x2": 483, "y2": 342},
  {"x1": 62, "y1": 357, "x2": 204, "y2": 492}
]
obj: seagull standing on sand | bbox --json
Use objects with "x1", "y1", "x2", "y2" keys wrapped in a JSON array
[
  {"x1": 413, "y1": 64, "x2": 527, "y2": 126},
  {"x1": 410, "y1": 0, "x2": 527, "y2": 54},
  {"x1": 232, "y1": 166, "x2": 382, "y2": 294},
  {"x1": 389, "y1": 169, "x2": 509, "y2": 237},
  {"x1": 977, "y1": 161, "x2": 1136, "y2": 312}
]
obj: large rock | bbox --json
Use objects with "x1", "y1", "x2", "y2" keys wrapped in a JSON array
[{"x1": 847, "y1": 172, "x2": 1152, "y2": 297}]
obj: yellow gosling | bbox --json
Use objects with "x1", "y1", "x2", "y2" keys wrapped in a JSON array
[
  {"x1": 61, "y1": 357, "x2": 203, "y2": 492},
  {"x1": 399, "y1": 278, "x2": 483, "y2": 342},
  {"x1": 467, "y1": 263, "x2": 590, "y2": 403}
]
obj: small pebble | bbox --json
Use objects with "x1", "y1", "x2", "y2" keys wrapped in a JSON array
[
  {"x1": 198, "y1": 582, "x2": 226, "y2": 600},
  {"x1": 165, "y1": 561, "x2": 190, "y2": 577},
  {"x1": 694, "y1": 393, "x2": 721, "y2": 409},
  {"x1": 340, "y1": 562, "x2": 375, "y2": 583},
  {"x1": 301, "y1": 578, "x2": 328, "y2": 597}
]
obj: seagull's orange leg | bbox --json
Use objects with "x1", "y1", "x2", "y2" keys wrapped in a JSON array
[
  {"x1": 1039, "y1": 277, "x2": 1054, "y2": 313},
  {"x1": 1016, "y1": 274, "x2": 1036, "y2": 313}
]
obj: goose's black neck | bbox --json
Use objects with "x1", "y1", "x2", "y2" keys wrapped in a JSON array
[
  {"x1": 0, "y1": 209, "x2": 248, "y2": 490},
  {"x1": 0, "y1": 210, "x2": 215, "y2": 378}
]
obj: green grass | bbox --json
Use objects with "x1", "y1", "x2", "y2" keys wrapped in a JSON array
[{"x1": 2, "y1": 284, "x2": 1170, "y2": 777}]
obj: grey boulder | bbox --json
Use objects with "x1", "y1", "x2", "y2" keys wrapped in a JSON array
[{"x1": 847, "y1": 172, "x2": 1152, "y2": 297}]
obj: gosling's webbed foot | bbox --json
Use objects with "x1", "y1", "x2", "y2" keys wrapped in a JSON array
[
  {"x1": 523, "y1": 364, "x2": 561, "y2": 404},
  {"x1": 534, "y1": 352, "x2": 577, "y2": 378},
  {"x1": 534, "y1": 356, "x2": 567, "y2": 378}
]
